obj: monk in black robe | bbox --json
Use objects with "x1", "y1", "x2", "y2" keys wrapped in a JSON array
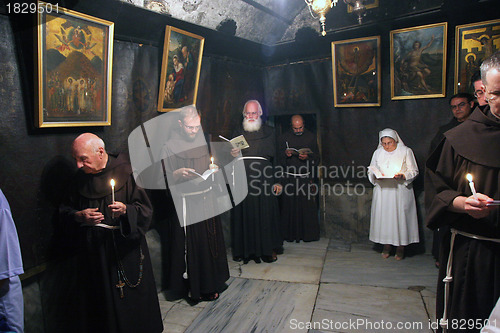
[
  {"x1": 278, "y1": 115, "x2": 320, "y2": 242},
  {"x1": 60, "y1": 133, "x2": 163, "y2": 333},
  {"x1": 427, "y1": 93, "x2": 474, "y2": 266},
  {"x1": 161, "y1": 106, "x2": 229, "y2": 302},
  {"x1": 231, "y1": 100, "x2": 283, "y2": 264},
  {"x1": 426, "y1": 53, "x2": 500, "y2": 332}
]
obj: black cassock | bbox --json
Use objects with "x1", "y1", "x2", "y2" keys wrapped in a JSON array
[
  {"x1": 231, "y1": 125, "x2": 283, "y2": 260},
  {"x1": 278, "y1": 128, "x2": 320, "y2": 242},
  {"x1": 426, "y1": 106, "x2": 500, "y2": 332},
  {"x1": 60, "y1": 153, "x2": 163, "y2": 333},
  {"x1": 161, "y1": 130, "x2": 229, "y2": 301}
]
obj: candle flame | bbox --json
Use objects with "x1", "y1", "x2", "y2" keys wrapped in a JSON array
[
  {"x1": 466, "y1": 173, "x2": 473, "y2": 182},
  {"x1": 110, "y1": 179, "x2": 115, "y2": 187},
  {"x1": 211, "y1": 157, "x2": 214, "y2": 163}
]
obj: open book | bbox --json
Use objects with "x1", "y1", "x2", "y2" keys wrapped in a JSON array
[
  {"x1": 219, "y1": 135, "x2": 250, "y2": 150},
  {"x1": 187, "y1": 168, "x2": 217, "y2": 182},
  {"x1": 368, "y1": 166, "x2": 397, "y2": 179},
  {"x1": 286, "y1": 147, "x2": 313, "y2": 155}
]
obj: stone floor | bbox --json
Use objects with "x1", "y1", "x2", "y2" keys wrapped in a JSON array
[{"x1": 158, "y1": 239, "x2": 439, "y2": 333}]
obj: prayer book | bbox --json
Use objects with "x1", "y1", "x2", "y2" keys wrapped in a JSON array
[
  {"x1": 219, "y1": 135, "x2": 250, "y2": 149},
  {"x1": 187, "y1": 168, "x2": 217, "y2": 183},
  {"x1": 368, "y1": 166, "x2": 396, "y2": 179},
  {"x1": 286, "y1": 147, "x2": 313, "y2": 155}
]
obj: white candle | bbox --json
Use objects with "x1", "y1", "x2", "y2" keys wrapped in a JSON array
[
  {"x1": 110, "y1": 179, "x2": 115, "y2": 203},
  {"x1": 209, "y1": 156, "x2": 217, "y2": 170},
  {"x1": 466, "y1": 173, "x2": 478, "y2": 200}
]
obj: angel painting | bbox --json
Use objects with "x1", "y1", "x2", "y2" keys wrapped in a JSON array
[{"x1": 391, "y1": 23, "x2": 447, "y2": 100}]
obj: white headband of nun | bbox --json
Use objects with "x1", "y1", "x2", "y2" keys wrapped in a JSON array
[{"x1": 377, "y1": 128, "x2": 405, "y2": 149}]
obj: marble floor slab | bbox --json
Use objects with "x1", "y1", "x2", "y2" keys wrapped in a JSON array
[
  {"x1": 159, "y1": 239, "x2": 438, "y2": 333},
  {"x1": 185, "y1": 277, "x2": 319, "y2": 333},
  {"x1": 159, "y1": 292, "x2": 209, "y2": 333},
  {"x1": 321, "y1": 244, "x2": 438, "y2": 293},
  {"x1": 227, "y1": 238, "x2": 329, "y2": 284},
  {"x1": 311, "y1": 283, "x2": 434, "y2": 333}
]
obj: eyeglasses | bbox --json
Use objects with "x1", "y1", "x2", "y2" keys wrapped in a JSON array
[
  {"x1": 245, "y1": 111, "x2": 259, "y2": 117},
  {"x1": 183, "y1": 124, "x2": 201, "y2": 131},
  {"x1": 450, "y1": 102, "x2": 467, "y2": 110}
]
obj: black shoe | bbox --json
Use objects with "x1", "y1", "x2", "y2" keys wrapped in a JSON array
[
  {"x1": 243, "y1": 258, "x2": 250, "y2": 264},
  {"x1": 254, "y1": 257, "x2": 261, "y2": 264},
  {"x1": 261, "y1": 255, "x2": 277, "y2": 263},
  {"x1": 233, "y1": 256, "x2": 243, "y2": 262},
  {"x1": 275, "y1": 246, "x2": 284, "y2": 255}
]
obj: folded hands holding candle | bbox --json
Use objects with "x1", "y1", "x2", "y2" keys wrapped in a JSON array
[
  {"x1": 451, "y1": 193, "x2": 496, "y2": 219},
  {"x1": 108, "y1": 201, "x2": 127, "y2": 218},
  {"x1": 449, "y1": 173, "x2": 498, "y2": 219}
]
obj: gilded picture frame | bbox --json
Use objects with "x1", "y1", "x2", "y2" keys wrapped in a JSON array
[
  {"x1": 390, "y1": 22, "x2": 447, "y2": 100},
  {"x1": 347, "y1": 0, "x2": 378, "y2": 13},
  {"x1": 36, "y1": 1, "x2": 114, "y2": 128},
  {"x1": 454, "y1": 19, "x2": 500, "y2": 94},
  {"x1": 157, "y1": 26, "x2": 205, "y2": 112},
  {"x1": 331, "y1": 36, "x2": 381, "y2": 107}
]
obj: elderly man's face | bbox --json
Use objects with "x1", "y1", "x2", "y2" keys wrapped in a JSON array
[
  {"x1": 72, "y1": 145, "x2": 103, "y2": 174},
  {"x1": 450, "y1": 97, "x2": 473, "y2": 122},
  {"x1": 180, "y1": 115, "x2": 201, "y2": 140},
  {"x1": 485, "y1": 68, "x2": 500, "y2": 118},
  {"x1": 244, "y1": 102, "x2": 260, "y2": 121}
]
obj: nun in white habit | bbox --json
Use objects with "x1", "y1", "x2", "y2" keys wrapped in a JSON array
[{"x1": 368, "y1": 128, "x2": 419, "y2": 260}]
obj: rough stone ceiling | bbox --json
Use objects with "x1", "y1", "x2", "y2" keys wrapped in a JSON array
[{"x1": 122, "y1": 0, "x2": 326, "y2": 45}]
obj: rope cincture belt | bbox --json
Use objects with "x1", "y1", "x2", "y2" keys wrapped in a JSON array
[
  {"x1": 181, "y1": 186, "x2": 212, "y2": 280},
  {"x1": 284, "y1": 171, "x2": 310, "y2": 177},
  {"x1": 232, "y1": 156, "x2": 267, "y2": 186},
  {"x1": 440, "y1": 228, "x2": 500, "y2": 332}
]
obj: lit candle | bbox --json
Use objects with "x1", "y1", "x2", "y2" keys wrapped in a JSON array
[
  {"x1": 209, "y1": 156, "x2": 217, "y2": 170},
  {"x1": 466, "y1": 173, "x2": 478, "y2": 200},
  {"x1": 110, "y1": 179, "x2": 115, "y2": 219},
  {"x1": 110, "y1": 179, "x2": 116, "y2": 203}
]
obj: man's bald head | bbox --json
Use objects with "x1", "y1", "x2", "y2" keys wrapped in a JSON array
[
  {"x1": 291, "y1": 115, "x2": 304, "y2": 136},
  {"x1": 72, "y1": 133, "x2": 108, "y2": 174}
]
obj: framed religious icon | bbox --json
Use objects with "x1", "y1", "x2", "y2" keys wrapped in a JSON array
[
  {"x1": 454, "y1": 19, "x2": 500, "y2": 94},
  {"x1": 331, "y1": 36, "x2": 381, "y2": 107},
  {"x1": 35, "y1": 1, "x2": 114, "y2": 128},
  {"x1": 390, "y1": 22, "x2": 447, "y2": 100},
  {"x1": 157, "y1": 26, "x2": 205, "y2": 112}
]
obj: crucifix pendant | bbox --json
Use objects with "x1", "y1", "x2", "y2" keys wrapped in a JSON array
[{"x1": 116, "y1": 280, "x2": 125, "y2": 299}]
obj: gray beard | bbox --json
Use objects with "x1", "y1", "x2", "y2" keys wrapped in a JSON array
[
  {"x1": 183, "y1": 131, "x2": 198, "y2": 142},
  {"x1": 243, "y1": 117, "x2": 262, "y2": 132}
]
